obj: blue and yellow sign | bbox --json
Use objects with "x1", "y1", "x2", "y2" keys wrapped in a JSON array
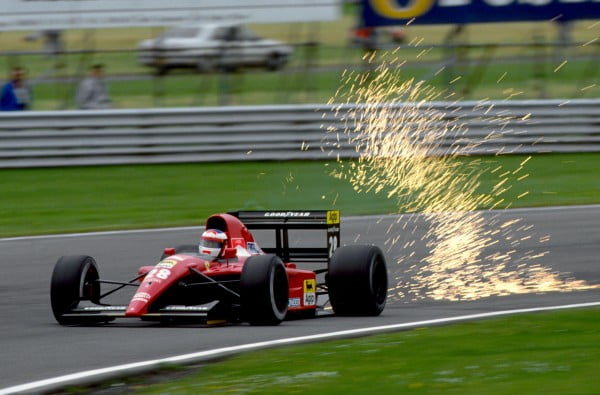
[{"x1": 362, "y1": 0, "x2": 600, "y2": 26}]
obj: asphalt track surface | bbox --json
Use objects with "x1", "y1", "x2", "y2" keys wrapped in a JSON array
[{"x1": 1, "y1": 205, "x2": 599, "y2": 391}]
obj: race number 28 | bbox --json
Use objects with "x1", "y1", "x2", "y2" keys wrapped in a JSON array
[
  {"x1": 147, "y1": 268, "x2": 171, "y2": 280},
  {"x1": 328, "y1": 235, "x2": 338, "y2": 258}
]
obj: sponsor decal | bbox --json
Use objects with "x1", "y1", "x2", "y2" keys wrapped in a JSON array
[
  {"x1": 158, "y1": 259, "x2": 178, "y2": 268},
  {"x1": 303, "y1": 279, "x2": 316, "y2": 306},
  {"x1": 264, "y1": 211, "x2": 311, "y2": 217},
  {"x1": 231, "y1": 238, "x2": 245, "y2": 248},
  {"x1": 81, "y1": 306, "x2": 127, "y2": 311},
  {"x1": 163, "y1": 306, "x2": 211, "y2": 311},
  {"x1": 289, "y1": 297, "x2": 301, "y2": 307},
  {"x1": 370, "y1": 0, "x2": 435, "y2": 19},
  {"x1": 303, "y1": 279, "x2": 316, "y2": 293},
  {"x1": 132, "y1": 292, "x2": 151, "y2": 303},
  {"x1": 204, "y1": 262, "x2": 211, "y2": 271},
  {"x1": 327, "y1": 210, "x2": 340, "y2": 225},
  {"x1": 364, "y1": 0, "x2": 600, "y2": 25},
  {"x1": 246, "y1": 242, "x2": 263, "y2": 254}
]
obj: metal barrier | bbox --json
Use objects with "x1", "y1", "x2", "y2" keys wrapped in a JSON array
[{"x1": 0, "y1": 99, "x2": 599, "y2": 168}]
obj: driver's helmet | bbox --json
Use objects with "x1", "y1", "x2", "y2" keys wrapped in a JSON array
[{"x1": 199, "y1": 229, "x2": 228, "y2": 259}]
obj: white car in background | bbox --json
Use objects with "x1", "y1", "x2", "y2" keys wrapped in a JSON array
[{"x1": 137, "y1": 24, "x2": 294, "y2": 74}]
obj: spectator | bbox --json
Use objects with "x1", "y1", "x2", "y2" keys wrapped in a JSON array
[
  {"x1": 76, "y1": 64, "x2": 111, "y2": 109},
  {"x1": 0, "y1": 67, "x2": 32, "y2": 111}
]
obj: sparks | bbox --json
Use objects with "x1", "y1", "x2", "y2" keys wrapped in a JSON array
[
  {"x1": 326, "y1": 56, "x2": 598, "y2": 302},
  {"x1": 553, "y1": 60, "x2": 568, "y2": 73}
]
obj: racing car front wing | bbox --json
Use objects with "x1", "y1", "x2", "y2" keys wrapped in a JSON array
[{"x1": 61, "y1": 294, "x2": 333, "y2": 325}]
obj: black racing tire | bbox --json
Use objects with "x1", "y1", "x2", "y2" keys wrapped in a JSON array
[
  {"x1": 327, "y1": 245, "x2": 388, "y2": 316},
  {"x1": 160, "y1": 244, "x2": 198, "y2": 260},
  {"x1": 240, "y1": 254, "x2": 289, "y2": 325},
  {"x1": 50, "y1": 255, "x2": 106, "y2": 325}
]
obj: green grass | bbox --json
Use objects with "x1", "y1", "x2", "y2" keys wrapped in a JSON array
[
  {"x1": 108, "y1": 308, "x2": 600, "y2": 394},
  {"x1": 0, "y1": 161, "x2": 383, "y2": 237},
  {"x1": 1, "y1": 153, "x2": 599, "y2": 238},
  {"x1": 475, "y1": 153, "x2": 600, "y2": 208}
]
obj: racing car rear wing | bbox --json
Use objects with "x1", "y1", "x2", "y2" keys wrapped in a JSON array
[{"x1": 229, "y1": 210, "x2": 340, "y2": 264}]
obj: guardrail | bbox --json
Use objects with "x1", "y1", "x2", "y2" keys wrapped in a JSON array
[{"x1": 1, "y1": 99, "x2": 599, "y2": 168}]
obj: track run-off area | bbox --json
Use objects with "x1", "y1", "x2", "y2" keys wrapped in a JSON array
[{"x1": 1, "y1": 205, "x2": 599, "y2": 393}]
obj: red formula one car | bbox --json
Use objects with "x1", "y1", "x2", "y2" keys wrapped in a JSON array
[{"x1": 50, "y1": 211, "x2": 388, "y2": 326}]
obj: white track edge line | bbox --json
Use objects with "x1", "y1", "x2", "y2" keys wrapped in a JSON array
[
  {"x1": 2, "y1": 204, "x2": 599, "y2": 242},
  {"x1": 1, "y1": 301, "x2": 599, "y2": 395},
  {"x1": 0, "y1": 225, "x2": 204, "y2": 242}
]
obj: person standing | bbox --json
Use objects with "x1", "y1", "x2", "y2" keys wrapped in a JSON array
[
  {"x1": 76, "y1": 64, "x2": 111, "y2": 109},
  {"x1": 0, "y1": 67, "x2": 32, "y2": 111}
]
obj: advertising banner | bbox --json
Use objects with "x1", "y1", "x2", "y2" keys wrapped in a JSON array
[
  {"x1": 0, "y1": 0, "x2": 340, "y2": 31},
  {"x1": 362, "y1": 0, "x2": 600, "y2": 26}
]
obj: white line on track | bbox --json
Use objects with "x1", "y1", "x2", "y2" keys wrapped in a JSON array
[
  {"x1": 0, "y1": 225, "x2": 203, "y2": 242},
  {"x1": 2, "y1": 204, "x2": 599, "y2": 243},
  {"x1": 1, "y1": 301, "x2": 599, "y2": 395}
]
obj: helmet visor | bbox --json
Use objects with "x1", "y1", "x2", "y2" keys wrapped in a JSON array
[{"x1": 201, "y1": 239, "x2": 223, "y2": 249}]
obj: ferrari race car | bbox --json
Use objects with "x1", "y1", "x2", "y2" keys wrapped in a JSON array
[{"x1": 50, "y1": 211, "x2": 388, "y2": 326}]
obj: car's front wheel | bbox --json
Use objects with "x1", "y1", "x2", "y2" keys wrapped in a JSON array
[
  {"x1": 50, "y1": 255, "x2": 109, "y2": 325},
  {"x1": 240, "y1": 254, "x2": 289, "y2": 325}
]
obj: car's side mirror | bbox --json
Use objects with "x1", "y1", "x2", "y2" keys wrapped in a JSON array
[
  {"x1": 223, "y1": 248, "x2": 237, "y2": 259},
  {"x1": 163, "y1": 247, "x2": 176, "y2": 257}
]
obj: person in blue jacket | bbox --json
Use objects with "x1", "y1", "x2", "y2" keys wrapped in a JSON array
[{"x1": 0, "y1": 67, "x2": 32, "y2": 111}]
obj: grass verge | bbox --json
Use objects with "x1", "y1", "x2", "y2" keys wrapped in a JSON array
[
  {"x1": 76, "y1": 308, "x2": 600, "y2": 394},
  {"x1": 1, "y1": 153, "x2": 599, "y2": 238}
]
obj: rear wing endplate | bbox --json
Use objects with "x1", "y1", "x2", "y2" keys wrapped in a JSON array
[{"x1": 229, "y1": 210, "x2": 340, "y2": 264}]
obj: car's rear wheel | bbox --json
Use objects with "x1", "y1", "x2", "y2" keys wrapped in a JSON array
[
  {"x1": 240, "y1": 254, "x2": 288, "y2": 325},
  {"x1": 327, "y1": 245, "x2": 388, "y2": 316},
  {"x1": 50, "y1": 255, "x2": 109, "y2": 325}
]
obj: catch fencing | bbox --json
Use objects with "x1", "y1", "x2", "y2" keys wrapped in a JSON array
[{"x1": 0, "y1": 99, "x2": 599, "y2": 168}]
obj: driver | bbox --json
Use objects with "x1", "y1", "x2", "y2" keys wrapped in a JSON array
[{"x1": 199, "y1": 229, "x2": 228, "y2": 259}]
